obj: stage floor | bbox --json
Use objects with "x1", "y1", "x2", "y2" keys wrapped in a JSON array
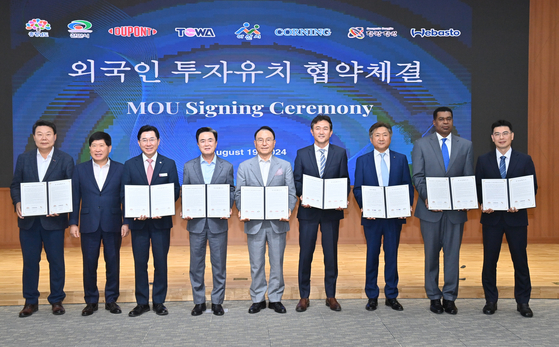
[{"x1": 1, "y1": 244, "x2": 558, "y2": 306}]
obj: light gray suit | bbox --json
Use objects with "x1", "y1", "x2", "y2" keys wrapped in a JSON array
[
  {"x1": 412, "y1": 133, "x2": 473, "y2": 301},
  {"x1": 235, "y1": 155, "x2": 297, "y2": 303},
  {"x1": 183, "y1": 155, "x2": 235, "y2": 305}
]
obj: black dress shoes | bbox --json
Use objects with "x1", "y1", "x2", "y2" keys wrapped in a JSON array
[
  {"x1": 365, "y1": 298, "x2": 378, "y2": 311},
  {"x1": 483, "y1": 302, "x2": 497, "y2": 315},
  {"x1": 52, "y1": 302, "x2": 65, "y2": 315},
  {"x1": 212, "y1": 304, "x2": 224, "y2": 316},
  {"x1": 248, "y1": 301, "x2": 266, "y2": 314},
  {"x1": 385, "y1": 298, "x2": 404, "y2": 311},
  {"x1": 268, "y1": 301, "x2": 287, "y2": 313},
  {"x1": 517, "y1": 303, "x2": 533, "y2": 317},
  {"x1": 105, "y1": 302, "x2": 122, "y2": 314},
  {"x1": 81, "y1": 303, "x2": 98, "y2": 316},
  {"x1": 443, "y1": 299, "x2": 458, "y2": 314},
  {"x1": 192, "y1": 303, "x2": 206, "y2": 316},
  {"x1": 153, "y1": 303, "x2": 168, "y2": 316},
  {"x1": 128, "y1": 304, "x2": 150, "y2": 317},
  {"x1": 325, "y1": 297, "x2": 341, "y2": 311},
  {"x1": 19, "y1": 303, "x2": 38, "y2": 318},
  {"x1": 296, "y1": 298, "x2": 310, "y2": 312},
  {"x1": 430, "y1": 299, "x2": 444, "y2": 314}
]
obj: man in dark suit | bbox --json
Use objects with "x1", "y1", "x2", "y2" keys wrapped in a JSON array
[
  {"x1": 182, "y1": 127, "x2": 234, "y2": 316},
  {"x1": 10, "y1": 120, "x2": 74, "y2": 317},
  {"x1": 353, "y1": 122, "x2": 414, "y2": 312},
  {"x1": 69, "y1": 132, "x2": 126, "y2": 316},
  {"x1": 121, "y1": 125, "x2": 180, "y2": 317},
  {"x1": 293, "y1": 115, "x2": 350, "y2": 312},
  {"x1": 475, "y1": 120, "x2": 537, "y2": 318},
  {"x1": 412, "y1": 106, "x2": 473, "y2": 315}
]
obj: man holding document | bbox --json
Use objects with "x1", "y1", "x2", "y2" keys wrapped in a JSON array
[
  {"x1": 475, "y1": 120, "x2": 537, "y2": 317},
  {"x1": 235, "y1": 126, "x2": 297, "y2": 314},
  {"x1": 353, "y1": 122, "x2": 414, "y2": 312},
  {"x1": 412, "y1": 107, "x2": 473, "y2": 315},
  {"x1": 69, "y1": 132, "x2": 126, "y2": 316},
  {"x1": 182, "y1": 127, "x2": 234, "y2": 316},
  {"x1": 10, "y1": 120, "x2": 74, "y2": 317},
  {"x1": 121, "y1": 125, "x2": 180, "y2": 317},
  {"x1": 293, "y1": 115, "x2": 350, "y2": 312}
]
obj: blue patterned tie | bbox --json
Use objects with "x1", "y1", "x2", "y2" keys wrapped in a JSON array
[
  {"x1": 441, "y1": 138, "x2": 449, "y2": 171},
  {"x1": 499, "y1": 156, "x2": 506, "y2": 178},
  {"x1": 380, "y1": 153, "x2": 389, "y2": 186},
  {"x1": 319, "y1": 149, "x2": 326, "y2": 178}
]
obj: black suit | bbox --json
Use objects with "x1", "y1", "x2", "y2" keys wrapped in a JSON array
[
  {"x1": 294, "y1": 144, "x2": 350, "y2": 298},
  {"x1": 475, "y1": 149, "x2": 537, "y2": 304},
  {"x1": 121, "y1": 153, "x2": 180, "y2": 305},
  {"x1": 10, "y1": 148, "x2": 74, "y2": 305}
]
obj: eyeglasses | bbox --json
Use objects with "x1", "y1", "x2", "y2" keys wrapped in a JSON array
[
  {"x1": 140, "y1": 137, "x2": 158, "y2": 144},
  {"x1": 492, "y1": 131, "x2": 511, "y2": 137},
  {"x1": 256, "y1": 138, "x2": 274, "y2": 144}
]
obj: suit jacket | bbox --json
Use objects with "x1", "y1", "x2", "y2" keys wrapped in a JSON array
[
  {"x1": 412, "y1": 133, "x2": 474, "y2": 224},
  {"x1": 475, "y1": 149, "x2": 537, "y2": 227},
  {"x1": 10, "y1": 148, "x2": 75, "y2": 230},
  {"x1": 293, "y1": 144, "x2": 350, "y2": 221},
  {"x1": 68, "y1": 159, "x2": 124, "y2": 233},
  {"x1": 353, "y1": 150, "x2": 414, "y2": 227},
  {"x1": 183, "y1": 155, "x2": 235, "y2": 234},
  {"x1": 235, "y1": 155, "x2": 297, "y2": 234},
  {"x1": 121, "y1": 153, "x2": 180, "y2": 230}
]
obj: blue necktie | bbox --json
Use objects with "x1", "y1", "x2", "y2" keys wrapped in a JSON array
[
  {"x1": 380, "y1": 153, "x2": 389, "y2": 186},
  {"x1": 319, "y1": 149, "x2": 326, "y2": 178},
  {"x1": 441, "y1": 138, "x2": 449, "y2": 171},
  {"x1": 499, "y1": 156, "x2": 507, "y2": 178}
]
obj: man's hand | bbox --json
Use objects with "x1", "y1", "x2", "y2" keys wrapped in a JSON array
[
  {"x1": 481, "y1": 204, "x2": 494, "y2": 214},
  {"x1": 69, "y1": 225, "x2": 80, "y2": 238},
  {"x1": 46, "y1": 213, "x2": 60, "y2": 217},
  {"x1": 299, "y1": 196, "x2": 310, "y2": 208},
  {"x1": 426, "y1": 199, "x2": 442, "y2": 212},
  {"x1": 121, "y1": 224, "x2": 130, "y2": 237},
  {"x1": 507, "y1": 207, "x2": 519, "y2": 213},
  {"x1": 238, "y1": 211, "x2": 249, "y2": 222},
  {"x1": 134, "y1": 215, "x2": 148, "y2": 221},
  {"x1": 15, "y1": 202, "x2": 24, "y2": 219},
  {"x1": 220, "y1": 209, "x2": 232, "y2": 220},
  {"x1": 279, "y1": 210, "x2": 292, "y2": 222}
]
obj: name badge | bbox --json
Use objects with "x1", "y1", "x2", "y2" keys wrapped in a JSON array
[{"x1": 159, "y1": 173, "x2": 168, "y2": 177}]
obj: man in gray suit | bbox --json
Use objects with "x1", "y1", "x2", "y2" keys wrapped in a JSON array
[
  {"x1": 235, "y1": 126, "x2": 297, "y2": 314},
  {"x1": 412, "y1": 106, "x2": 473, "y2": 315},
  {"x1": 183, "y1": 127, "x2": 234, "y2": 316}
]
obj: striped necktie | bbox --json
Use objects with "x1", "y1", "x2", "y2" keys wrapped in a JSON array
[
  {"x1": 319, "y1": 149, "x2": 326, "y2": 178},
  {"x1": 499, "y1": 156, "x2": 506, "y2": 179}
]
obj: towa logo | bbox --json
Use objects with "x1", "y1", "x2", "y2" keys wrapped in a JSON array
[
  {"x1": 410, "y1": 28, "x2": 461, "y2": 38},
  {"x1": 26, "y1": 18, "x2": 51, "y2": 37},
  {"x1": 108, "y1": 26, "x2": 157, "y2": 37},
  {"x1": 175, "y1": 27, "x2": 215, "y2": 37},
  {"x1": 68, "y1": 20, "x2": 92, "y2": 39}
]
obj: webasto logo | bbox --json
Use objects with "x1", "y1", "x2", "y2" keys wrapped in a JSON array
[
  {"x1": 410, "y1": 28, "x2": 461, "y2": 38},
  {"x1": 274, "y1": 28, "x2": 331, "y2": 36}
]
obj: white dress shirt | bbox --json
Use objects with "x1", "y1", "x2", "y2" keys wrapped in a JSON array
[
  {"x1": 258, "y1": 155, "x2": 271, "y2": 186},
  {"x1": 93, "y1": 159, "x2": 111, "y2": 190},
  {"x1": 496, "y1": 147, "x2": 512, "y2": 173},
  {"x1": 374, "y1": 148, "x2": 391, "y2": 186},
  {"x1": 37, "y1": 148, "x2": 54, "y2": 182},
  {"x1": 142, "y1": 152, "x2": 158, "y2": 177},
  {"x1": 314, "y1": 143, "x2": 330, "y2": 174},
  {"x1": 436, "y1": 132, "x2": 452, "y2": 158}
]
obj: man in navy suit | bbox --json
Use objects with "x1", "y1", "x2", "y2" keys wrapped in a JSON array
[
  {"x1": 293, "y1": 115, "x2": 350, "y2": 312},
  {"x1": 121, "y1": 125, "x2": 180, "y2": 317},
  {"x1": 182, "y1": 127, "x2": 234, "y2": 316},
  {"x1": 10, "y1": 120, "x2": 74, "y2": 317},
  {"x1": 353, "y1": 122, "x2": 414, "y2": 312},
  {"x1": 475, "y1": 120, "x2": 537, "y2": 318},
  {"x1": 69, "y1": 132, "x2": 126, "y2": 316}
]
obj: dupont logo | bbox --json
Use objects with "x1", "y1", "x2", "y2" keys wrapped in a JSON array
[
  {"x1": 26, "y1": 18, "x2": 51, "y2": 37},
  {"x1": 410, "y1": 28, "x2": 461, "y2": 38},
  {"x1": 175, "y1": 27, "x2": 215, "y2": 37},
  {"x1": 108, "y1": 26, "x2": 157, "y2": 37},
  {"x1": 68, "y1": 20, "x2": 92, "y2": 39}
]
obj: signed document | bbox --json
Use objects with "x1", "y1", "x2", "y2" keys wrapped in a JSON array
[
  {"x1": 324, "y1": 178, "x2": 348, "y2": 209},
  {"x1": 150, "y1": 183, "x2": 176, "y2": 217},
  {"x1": 362, "y1": 186, "x2": 385, "y2": 218},
  {"x1": 265, "y1": 186, "x2": 289, "y2": 220},
  {"x1": 182, "y1": 184, "x2": 206, "y2": 218},
  {"x1": 124, "y1": 185, "x2": 150, "y2": 218},
  {"x1": 48, "y1": 179, "x2": 73, "y2": 214},
  {"x1": 207, "y1": 184, "x2": 231, "y2": 218},
  {"x1": 482, "y1": 179, "x2": 509, "y2": 211},
  {"x1": 450, "y1": 176, "x2": 478, "y2": 210},
  {"x1": 240, "y1": 186, "x2": 264, "y2": 220},
  {"x1": 20, "y1": 182, "x2": 48, "y2": 216},
  {"x1": 385, "y1": 184, "x2": 411, "y2": 218},
  {"x1": 426, "y1": 177, "x2": 452, "y2": 210},
  {"x1": 509, "y1": 175, "x2": 536, "y2": 210},
  {"x1": 302, "y1": 174, "x2": 323, "y2": 209}
]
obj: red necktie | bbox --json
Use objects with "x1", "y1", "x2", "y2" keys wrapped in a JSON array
[{"x1": 146, "y1": 158, "x2": 154, "y2": 185}]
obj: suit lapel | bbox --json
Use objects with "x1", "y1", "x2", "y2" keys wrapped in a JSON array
[
  {"x1": 43, "y1": 149, "x2": 61, "y2": 181},
  {"x1": 489, "y1": 151, "x2": 502, "y2": 177},
  {"x1": 308, "y1": 145, "x2": 320, "y2": 177},
  {"x1": 152, "y1": 155, "x2": 164, "y2": 183},
  {"x1": 388, "y1": 152, "x2": 398, "y2": 186},
  {"x1": 134, "y1": 155, "x2": 149, "y2": 185},
  {"x1": 428, "y1": 134, "x2": 446, "y2": 172},
  {"x1": 210, "y1": 157, "x2": 224, "y2": 184},
  {"x1": 85, "y1": 160, "x2": 101, "y2": 192},
  {"x1": 507, "y1": 150, "x2": 520, "y2": 178},
  {"x1": 446, "y1": 135, "x2": 460, "y2": 173},
  {"x1": 29, "y1": 151, "x2": 40, "y2": 182},
  {"x1": 267, "y1": 156, "x2": 280, "y2": 186},
  {"x1": 249, "y1": 157, "x2": 264, "y2": 186},
  {"x1": 101, "y1": 160, "x2": 117, "y2": 191},
  {"x1": 194, "y1": 157, "x2": 205, "y2": 183}
]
